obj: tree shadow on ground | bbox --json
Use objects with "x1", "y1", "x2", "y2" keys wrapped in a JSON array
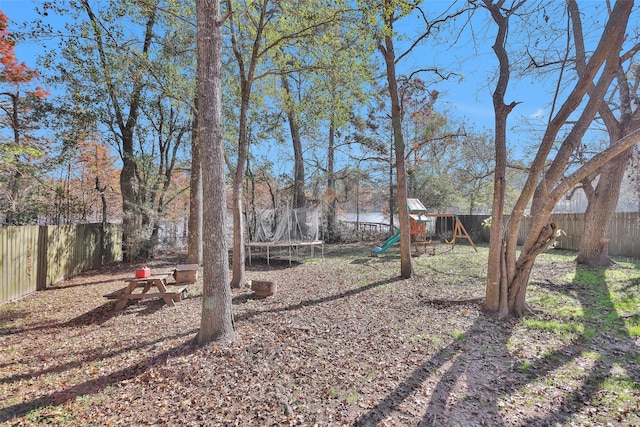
[
  {"x1": 235, "y1": 276, "x2": 403, "y2": 322},
  {"x1": 371, "y1": 254, "x2": 401, "y2": 263},
  {"x1": 245, "y1": 258, "x2": 302, "y2": 271},
  {"x1": 0, "y1": 329, "x2": 197, "y2": 422},
  {"x1": 0, "y1": 270, "x2": 400, "y2": 423},
  {"x1": 355, "y1": 265, "x2": 640, "y2": 425},
  {"x1": 524, "y1": 266, "x2": 639, "y2": 425},
  {"x1": 0, "y1": 308, "x2": 31, "y2": 333},
  {"x1": 355, "y1": 311, "x2": 515, "y2": 426},
  {"x1": 44, "y1": 277, "x2": 130, "y2": 290},
  {"x1": 0, "y1": 296, "x2": 170, "y2": 336}
]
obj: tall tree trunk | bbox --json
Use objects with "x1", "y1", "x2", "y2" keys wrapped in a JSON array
[
  {"x1": 577, "y1": 150, "x2": 631, "y2": 266},
  {"x1": 187, "y1": 109, "x2": 203, "y2": 265},
  {"x1": 571, "y1": 0, "x2": 638, "y2": 267},
  {"x1": 281, "y1": 74, "x2": 306, "y2": 209},
  {"x1": 389, "y1": 142, "x2": 394, "y2": 231},
  {"x1": 6, "y1": 93, "x2": 21, "y2": 225},
  {"x1": 230, "y1": 107, "x2": 247, "y2": 288},
  {"x1": 484, "y1": 0, "x2": 515, "y2": 316},
  {"x1": 380, "y1": 9, "x2": 411, "y2": 278},
  {"x1": 245, "y1": 157, "x2": 257, "y2": 242},
  {"x1": 196, "y1": 0, "x2": 235, "y2": 345},
  {"x1": 80, "y1": 0, "x2": 157, "y2": 261},
  {"x1": 120, "y1": 157, "x2": 138, "y2": 261},
  {"x1": 225, "y1": 0, "x2": 267, "y2": 289},
  {"x1": 95, "y1": 176, "x2": 108, "y2": 226},
  {"x1": 326, "y1": 121, "x2": 337, "y2": 242}
]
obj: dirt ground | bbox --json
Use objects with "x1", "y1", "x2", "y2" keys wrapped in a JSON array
[{"x1": 0, "y1": 242, "x2": 638, "y2": 426}]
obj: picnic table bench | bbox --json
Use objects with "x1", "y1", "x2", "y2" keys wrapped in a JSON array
[{"x1": 104, "y1": 273, "x2": 189, "y2": 311}]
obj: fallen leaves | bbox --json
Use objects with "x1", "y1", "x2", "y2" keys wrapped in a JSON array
[{"x1": 0, "y1": 243, "x2": 639, "y2": 426}]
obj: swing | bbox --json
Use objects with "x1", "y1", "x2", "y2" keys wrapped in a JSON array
[
  {"x1": 405, "y1": 199, "x2": 477, "y2": 254},
  {"x1": 444, "y1": 216, "x2": 454, "y2": 244},
  {"x1": 446, "y1": 215, "x2": 478, "y2": 251}
]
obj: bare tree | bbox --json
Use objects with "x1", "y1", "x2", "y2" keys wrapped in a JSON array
[
  {"x1": 484, "y1": 0, "x2": 640, "y2": 316},
  {"x1": 571, "y1": 0, "x2": 640, "y2": 267}
]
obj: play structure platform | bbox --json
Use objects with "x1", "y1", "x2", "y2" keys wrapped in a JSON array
[{"x1": 371, "y1": 199, "x2": 477, "y2": 257}]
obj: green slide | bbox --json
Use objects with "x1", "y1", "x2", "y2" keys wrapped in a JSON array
[{"x1": 372, "y1": 229, "x2": 400, "y2": 257}]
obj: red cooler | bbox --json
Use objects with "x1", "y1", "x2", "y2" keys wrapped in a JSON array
[{"x1": 135, "y1": 267, "x2": 151, "y2": 278}]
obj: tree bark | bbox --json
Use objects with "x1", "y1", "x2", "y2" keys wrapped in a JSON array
[
  {"x1": 187, "y1": 107, "x2": 203, "y2": 265},
  {"x1": 225, "y1": 0, "x2": 268, "y2": 289},
  {"x1": 389, "y1": 142, "x2": 395, "y2": 231},
  {"x1": 380, "y1": 3, "x2": 412, "y2": 278},
  {"x1": 483, "y1": 0, "x2": 634, "y2": 317},
  {"x1": 281, "y1": 74, "x2": 306, "y2": 209},
  {"x1": 569, "y1": 0, "x2": 638, "y2": 267},
  {"x1": 6, "y1": 93, "x2": 22, "y2": 225},
  {"x1": 326, "y1": 121, "x2": 337, "y2": 242},
  {"x1": 577, "y1": 150, "x2": 631, "y2": 266},
  {"x1": 196, "y1": 0, "x2": 235, "y2": 345},
  {"x1": 230, "y1": 143, "x2": 246, "y2": 289},
  {"x1": 483, "y1": 0, "x2": 517, "y2": 316},
  {"x1": 80, "y1": 0, "x2": 156, "y2": 261}
]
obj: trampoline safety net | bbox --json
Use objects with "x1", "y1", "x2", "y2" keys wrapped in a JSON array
[{"x1": 249, "y1": 206, "x2": 321, "y2": 243}]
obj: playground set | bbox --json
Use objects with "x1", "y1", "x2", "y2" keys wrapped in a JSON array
[{"x1": 371, "y1": 198, "x2": 477, "y2": 257}]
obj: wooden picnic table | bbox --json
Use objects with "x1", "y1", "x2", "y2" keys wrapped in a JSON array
[{"x1": 104, "y1": 273, "x2": 188, "y2": 311}]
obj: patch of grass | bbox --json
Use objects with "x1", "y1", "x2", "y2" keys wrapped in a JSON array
[
  {"x1": 327, "y1": 386, "x2": 359, "y2": 404},
  {"x1": 625, "y1": 316, "x2": 640, "y2": 337},
  {"x1": 412, "y1": 331, "x2": 429, "y2": 342},
  {"x1": 345, "y1": 389, "x2": 359, "y2": 404},
  {"x1": 582, "y1": 350, "x2": 601, "y2": 360},
  {"x1": 569, "y1": 268, "x2": 606, "y2": 288},
  {"x1": 529, "y1": 291, "x2": 584, "y2": 319},
  {"x1": 582, "y1": 327, "x2": 597, "y2": 341},
  {"x1": 417, "y1": 246, "x2": 487, "y2": 282},
  {"x1": 523, "y1": 318, "x2": 583, "y2": 337},
  {"x1": 75, "y1": 392, "x2": 109, "y2": 406},
  {"x1": 596, "y1": 377, "x2": 638, "y2": 408},
  {"x1": 366, "y1": 368, "x2": 379, "y2": 380},
  {"x1": 539, "y1": 349, "x2": 562, "y2": 366},
  {"x1": 451, "y1": 330, "x2": 466, "y2": 340},
  {"x1": 430, "y1": 335, "x2": 442, "y2": 348},
  {"x1": 614, "y1": 295, "x2": 640, "y2": 313},
  {"x1": 3, "y1": 396, "x2": 21, "y2": 406},
  {"x1": 517, "y1": 360, "x2": 533, "y2": 375},
  {"x1": 25, "y1": 405, "x2": 75, "y2": 424},
  {"x1": 555, "y1": 304, "x2": 584, "y2": 319},
  {"x1": 328, "y1": 387, "x2": 339, "y2": 398}
]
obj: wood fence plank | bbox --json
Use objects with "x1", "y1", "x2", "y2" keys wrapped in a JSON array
[{"x1": 1, "y1": 224, "x2": 122, "y2": 305}]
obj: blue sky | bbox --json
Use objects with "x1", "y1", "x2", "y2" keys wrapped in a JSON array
[
  {"x1": 0, "y1": 0, "x2": 561, "y2": 159},
  {"x1": 0, "y1": 0, "x2": 528, "y2": 125},
  {"x1": 1, "y1": 1, "x2": 48, "y2": 55},
  {"x1": 393, "y1": 3, "x2": 554, "y2": 141}
]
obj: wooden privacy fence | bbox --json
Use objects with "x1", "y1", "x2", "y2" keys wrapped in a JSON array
[
  {"x1": 0, "y1": 224, "x2": 122, "y2": 305},
  {"x1": 457, "y1": 212, "x2": 640, "y2": 258}
]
